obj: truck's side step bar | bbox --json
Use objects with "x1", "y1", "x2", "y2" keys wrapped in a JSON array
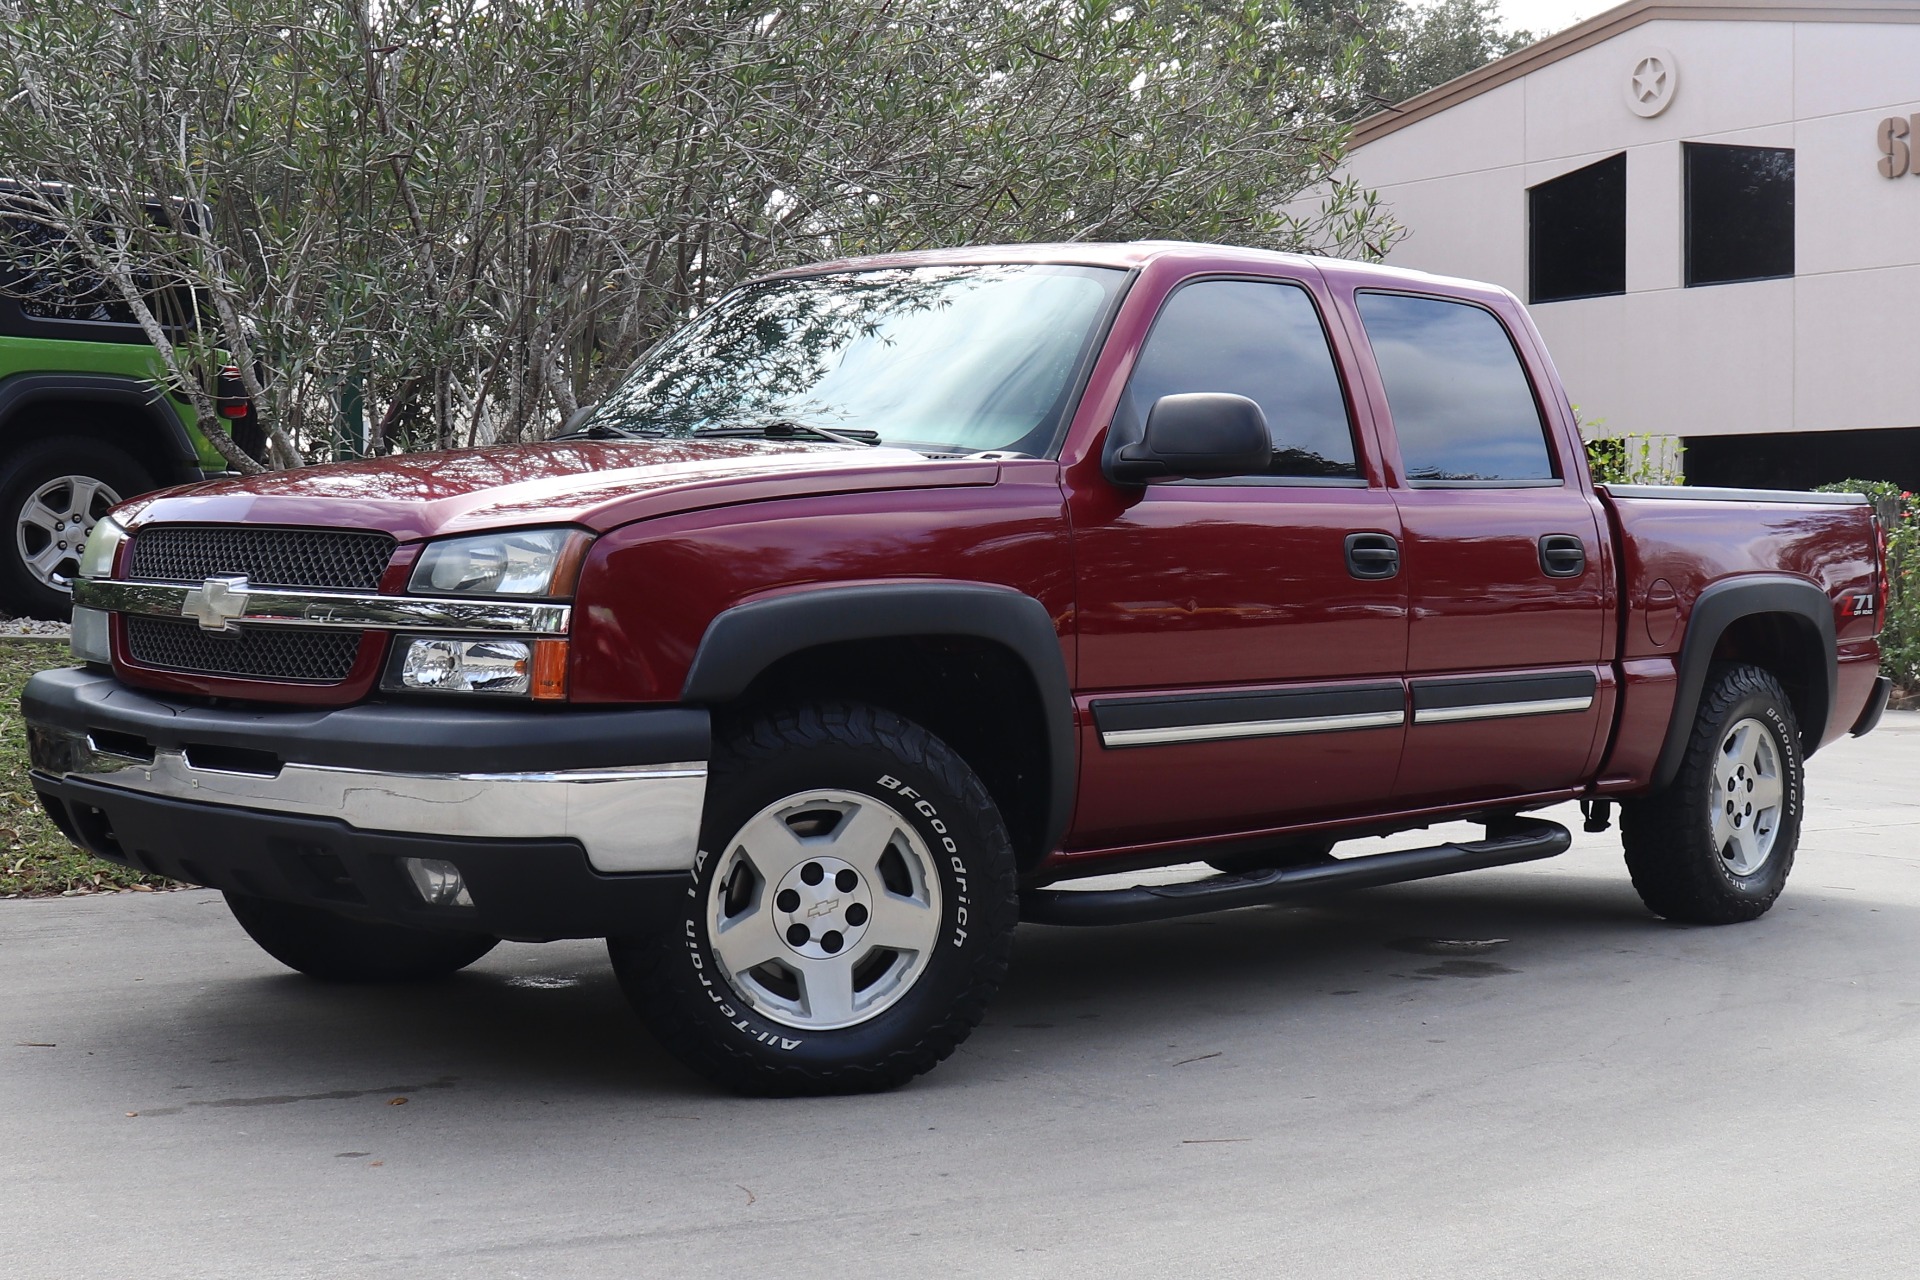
[{"x1": 1020, "y1": 818, "x2": 1572, "y2": 927}]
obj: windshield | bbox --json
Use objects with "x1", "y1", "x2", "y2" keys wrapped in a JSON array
[{"x1": 583, "y1": 263, "x2": 1124, "y2": 455}]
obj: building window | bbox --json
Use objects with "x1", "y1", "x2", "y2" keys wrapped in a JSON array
[
  {"x1": 1528, "y1": 153, "x2": 1626, "y2": 304},
  {"x1": 1685, "y1": 143, "x2": 1794, "y2": 287},
  {"x1": 1355, "y1": 291, "x2": 1556, "y2": 485}
]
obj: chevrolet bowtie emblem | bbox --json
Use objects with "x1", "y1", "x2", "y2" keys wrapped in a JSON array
[{"x1": 180, "y1": 575, "x2": 250, "y2": 632}]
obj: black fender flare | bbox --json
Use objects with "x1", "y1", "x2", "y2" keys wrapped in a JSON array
[
  {"x1": 1652, "y1": 574, "x2": 1836, "y2": 789},
  {"x1": 681, "y1": 582, "x2": 1077, "y2": 858},
  {"x1": 0, "y1": 373, "x2": 201, "y2": 482}
]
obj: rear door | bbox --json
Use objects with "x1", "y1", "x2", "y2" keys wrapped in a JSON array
[
  {"x1": 1342, "y1": 288, "x2": 1610, "y2": 807},
  {"x1": 1066, "y1": 269, "x2": 1409, "y2": 849}
]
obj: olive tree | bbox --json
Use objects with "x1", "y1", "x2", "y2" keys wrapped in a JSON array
[{"x1": 0, "y1": 0, "x2": 1399, "y2": 466}]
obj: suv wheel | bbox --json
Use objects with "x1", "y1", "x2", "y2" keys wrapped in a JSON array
[
  {"x1": 0, "y1": 436, "x2": 154, "y2": 620},
  {"x1": 610, "y1": 702, "x2": 1019, "y2": 1096},
  {"x1": 224, "y1": 892, "x2": 499, "y2": 982},
  {"x1": 1620, "y1": 663, "x2": 1804, "y2": 924}
]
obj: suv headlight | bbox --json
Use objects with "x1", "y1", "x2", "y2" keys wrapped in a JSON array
[
  {"x1": 409, "y1": 528, "x2": 589, "y2": 598},
  {"x1": 78, "y1": 515, "x2": 130, "y2": 582},
  {"x1": 70, "y1": 517, "x2": 130, "y2": 664}
]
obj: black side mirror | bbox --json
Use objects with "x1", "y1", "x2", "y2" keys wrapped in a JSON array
[
  {"x1": 560, "y1": 404, "x2": 596, "y2": 435},
  {"x1": 1106, "y1": 393, "x2": 1271, "y2": 485}
]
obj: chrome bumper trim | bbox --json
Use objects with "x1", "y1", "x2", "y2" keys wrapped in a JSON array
[
  {"x1": 72, "y1": 578, "x2": 571, "y2": 636},
  {"x1": 31, "y1": 725, "x2": 703, "y2": 874}
]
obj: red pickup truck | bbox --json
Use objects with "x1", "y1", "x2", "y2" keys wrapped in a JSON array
[{"x1": 22, "y1": 242, "x2": 1890, "y2": 1095}]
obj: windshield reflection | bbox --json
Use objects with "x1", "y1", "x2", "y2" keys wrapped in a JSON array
[{"x1": 586, "y1": 264, "x2": 1123, "y2": 456}]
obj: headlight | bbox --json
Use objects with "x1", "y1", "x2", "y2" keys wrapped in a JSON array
[
  {"x1": 70, "y1": 517, "x2": 129, "y2": 664},
  {"x1": 78, "y1": 516, "x2": 129, "y2": 581},
  {"x1": 384, "y1": 635, "x2": 569, "y2": 700},
  {"x1": 409, "y1": 528, "x2": 587, "y2": 597}
]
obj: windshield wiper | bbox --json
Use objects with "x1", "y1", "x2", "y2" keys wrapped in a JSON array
[
  {"x1": 693, "y1": 419, "x2": 881, "y2": 448},
  {"x1": 555, "y1": 420, "x2": 645, "y2": 441}
]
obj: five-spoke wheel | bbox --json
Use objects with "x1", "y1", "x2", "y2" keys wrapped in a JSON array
[
  {"x1": 15, "y1": 473, "x2": 120, "y2": 595},
  {"x1": 1623, "y1": 663, "x2": 1804, "y2": 924},
  {"x1": 610, "y1": 701, "x2": 1018, "y2": 1095},
  {"x1": 1713, "y1": 716, "x2": 1784, "y2": 877},
  {"x1": 706, "y1": 790, "x2": 944, "y2": 1030},
  {"x1": 0, "y1": 437, "x2": 152, "y2": 619}
]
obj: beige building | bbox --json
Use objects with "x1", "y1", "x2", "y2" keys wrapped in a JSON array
[{"x1": 1343, "y1": 0, "x2": 1920, "y2": 487}]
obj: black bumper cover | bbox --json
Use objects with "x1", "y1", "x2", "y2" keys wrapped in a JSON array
[{"x1": 22, "y1": 665, "x2": 708, "y2": 773}]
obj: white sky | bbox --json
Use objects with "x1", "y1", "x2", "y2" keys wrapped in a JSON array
[{"x1": 1498, "y1": 0, "x2": 1605, "y2": 38}]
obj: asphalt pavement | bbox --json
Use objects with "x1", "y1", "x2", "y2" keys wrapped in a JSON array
[{"x1": 6, "y1": 715, "x2": 1920, "y2": 1278}]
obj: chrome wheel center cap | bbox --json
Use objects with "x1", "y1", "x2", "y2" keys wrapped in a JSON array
[{"x1": 771, "y1": 855, "x2": 873, "y2": 960}]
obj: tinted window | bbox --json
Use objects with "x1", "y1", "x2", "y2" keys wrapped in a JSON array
[
  {"x1": 1356, "y1": 292, "x2": 1555, "y2": 483},
  {"x1": 1121, "y1": 279, "x2": 1358, "y2": 478},
  {"x1": 1686, "y1": 143, "x2": 1794, "y2": 287},
  {"x1": 1529, "y1": 153, "x2": 1625, "y2": 304}
]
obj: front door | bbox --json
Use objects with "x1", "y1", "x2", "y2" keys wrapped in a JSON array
[{"x1": 1067, "y1": 270, "x2": 1409, "y2": 851}]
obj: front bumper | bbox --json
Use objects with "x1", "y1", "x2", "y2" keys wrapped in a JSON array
[{"x1": 24, "y1": 667, "x2": 710, "y2": 940}]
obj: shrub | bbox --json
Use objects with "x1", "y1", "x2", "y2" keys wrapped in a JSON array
[{"x1": 1817, "y1": 480, "x2": 1920, "y2": 690}]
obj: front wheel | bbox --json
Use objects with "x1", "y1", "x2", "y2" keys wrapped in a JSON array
[
  {"x1": 610, "y1": 702, "x2": 1019, "y2": 1096},
  {"x1": 1621, "y1": 663, "x2": 1804, "y2": 924}
]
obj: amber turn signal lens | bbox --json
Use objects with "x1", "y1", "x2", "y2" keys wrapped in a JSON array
[{"x1": 532, "y1": 638, "x2": 569, "y2": 701}]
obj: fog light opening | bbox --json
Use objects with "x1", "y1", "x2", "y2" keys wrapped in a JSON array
[{"x1": 403, "y1": 857, "x2": 473, "y2": 908}]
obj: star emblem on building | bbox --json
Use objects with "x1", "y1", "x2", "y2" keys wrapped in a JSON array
[{"x1": 1633, "y1": 57, "x2": 1668, "y2": 104}]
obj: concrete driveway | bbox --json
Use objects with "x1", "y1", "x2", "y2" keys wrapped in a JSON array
[{"x1": 5, "y1": 715, "x2": 1920, "y2": 1278}]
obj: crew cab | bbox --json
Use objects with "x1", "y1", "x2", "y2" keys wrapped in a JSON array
[{"x1": 21, "y1": 242, "x2": 1891, "y2": 1095}]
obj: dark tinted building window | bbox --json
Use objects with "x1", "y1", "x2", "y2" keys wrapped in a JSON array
[
  {"x1": 1685, "y1": 143, "x2": 1794, "y2": 287},
  {"x1": 1529, "y1": 153, "x2": 1626, "y2": 303},
  {"x1": 1356, "y1": 292, "x2": 1555, "y2": 484},
  {"x1": 1122, "y1": 279, "x2": 1359, "y2": 479},
  {"x1": 1121, "y1": 278, "x2": 1367, "y2": 477}
]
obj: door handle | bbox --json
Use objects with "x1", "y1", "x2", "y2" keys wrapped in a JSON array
[
  {"x1": 1539, "y1": 534, "x2": 1586, "y2": 578},
  {"x1": 1345, "y1": 532, "x2": 1400, "y2": 580}
]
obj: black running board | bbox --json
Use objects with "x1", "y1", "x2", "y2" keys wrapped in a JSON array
[{"x1": 1020, "y1": 818, "x2": 1571, "y2": 926}]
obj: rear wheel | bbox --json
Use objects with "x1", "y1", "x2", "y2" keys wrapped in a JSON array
[
  {"x1": 611, "y1": 702, "x2": 1019, "y2": 1096},
  {"x1": 0, "y1": 436, "x2": 154, "y2": 620},
  {"x1": 223, "y1": 892, "x2": 499, "y2": 982},
  {"x1": 1621, "y1": 663, "x2": 1803, "y2": 924}
]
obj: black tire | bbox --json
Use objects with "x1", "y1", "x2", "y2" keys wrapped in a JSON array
[
  {"x1": 1207, "y1": 838, "x2": 1337, "y2": 876},
  {"x1": 0, "y1": 434, "x2": 155, "y2": 620},
  {"x1": 223, "y1": 892, "x2": 499, "y2": 982},
  {"x1": 610, "y1": 701, "x2": 1020, "y2": 1096},
  {"x1": 1620, "y1": 663, "x2": 1804, "y2": 924}
]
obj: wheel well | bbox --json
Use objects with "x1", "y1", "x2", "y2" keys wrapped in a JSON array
[
  {"x1": 2, "y1": 399, "x2": 188, "y2": 489},
  {"x1": 1711, "y1": 611, "x2": 1827, "y2": 746},
  {"x1": 724, "y1": 637, "x2": 1055, "y2": 871}
]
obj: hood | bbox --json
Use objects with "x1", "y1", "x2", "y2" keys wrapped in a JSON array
[{"x1": 115, "y1": 438, "x2": 1002, "y2": 541}]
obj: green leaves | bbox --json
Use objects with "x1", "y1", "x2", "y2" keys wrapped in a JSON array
[{"x1": 0, "y1": 0, "x2": 1401, "y2": 455}]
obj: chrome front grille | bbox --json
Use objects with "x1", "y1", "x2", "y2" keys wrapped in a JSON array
[
  {"x1": 127, "y1": 525, "x2": 395, "y2": 591},
  {"x1": 116, "y1": 524, "x2": 392, "y2": 685},
  {"x1": 124, "y1": 616, "x2": 361, "y2": 683}
]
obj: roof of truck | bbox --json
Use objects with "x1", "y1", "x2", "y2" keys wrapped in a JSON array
[{"x1": 757, "y1": 240, "x2": 1515, "y2": 304}]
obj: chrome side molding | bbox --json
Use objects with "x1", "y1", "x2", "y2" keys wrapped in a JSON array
[{"x1": 1101, "y1": 708, "x2": 1404, "y2": 749}]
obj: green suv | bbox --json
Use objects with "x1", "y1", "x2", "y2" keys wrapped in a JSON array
[{"x1": 0, "y1": 288, "x2": 261, "y2": 619}]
